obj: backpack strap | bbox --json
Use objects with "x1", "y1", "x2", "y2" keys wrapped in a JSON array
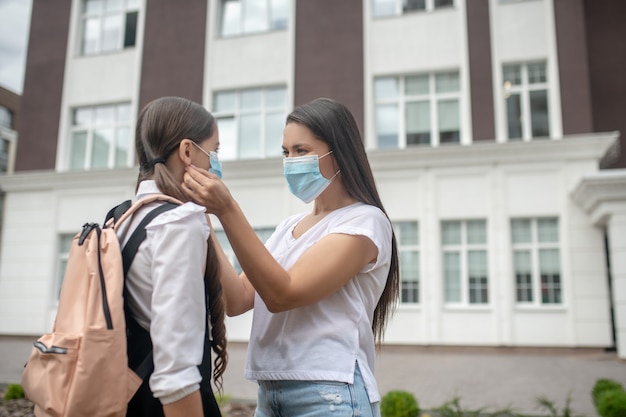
[
  {"x1": 121, "y1": 202, "x2": 179, "y2": 277},
  {"x1": 121, "y1": 201, "x2": 179, "y2": 382}
]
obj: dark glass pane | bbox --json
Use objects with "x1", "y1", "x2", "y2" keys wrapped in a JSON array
[
  {"x1": 406, "y1": 132, "x2": 430, "y2": 146},
  {"x1": 530, "y1": 90, "x2": 550, "y2": 138},
  {"x1": 434, "y1": 0, "x2": 454, "y2": 8},
  {"x1": 439, "y1": 130, "x2": 460, "y2": 144},
  {"x1": 403, "y1": 0, "x2": 426, "y2": 13},
  {"x1": 124, "y1": 11, "x2": 137, "y2": 48},
  {"x1": 506, "y1": 94, "x2": 522, "y2": 139}
]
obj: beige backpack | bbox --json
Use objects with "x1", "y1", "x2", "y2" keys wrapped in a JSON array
[{"x1": 22, "y1": 195, "x2": 180, "y2": 417}]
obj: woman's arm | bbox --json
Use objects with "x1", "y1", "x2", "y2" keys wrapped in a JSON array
[
  {"x1": 184, "y1": 166, "x2": 378, "y2": 312},
  {"x1": 162, "y1": 391, "x2": 203, "y2": 417},
  {"x1": 209, "y1": 230, "x2": 255, "y2": 316}
]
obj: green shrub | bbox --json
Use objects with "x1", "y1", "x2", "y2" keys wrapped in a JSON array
[
  {"x1": 381, "y1": 390, "x2": 420, "y2": 417},
  {"x1": 596, "y1": 389, "x2": 626, "y2": 417},
  {"x1": 536, "y1": 394, "x2": 581, "y2": 417},
  {"x1": 3, "y1": 383, "x2": 25, "y2": 400},
  {"x1": 592, "y1": 379, "x2": 624, "y2": 407},
  {"x1": 433, "y1": 396, "x2": 487, "y2": 417}
]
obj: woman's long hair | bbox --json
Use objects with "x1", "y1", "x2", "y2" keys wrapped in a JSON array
[
  {"x1": 135, "y1": 96, "x2": 227, "y2": 391},
  {"x1": 286, "y1": 97, "x2": 400, "y2": 346}
]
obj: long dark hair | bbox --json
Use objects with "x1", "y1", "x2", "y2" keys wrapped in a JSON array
[
  {"x1": 135, "y1": 96, "x2": 228, "y2": 391},
  {"x1": 286, "y1": 97, "x2": 400, "y2": 345}
]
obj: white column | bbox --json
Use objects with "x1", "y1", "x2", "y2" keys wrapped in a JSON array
[{"x1": 607, "y1": 211, "x2": 626, "y2": 359}]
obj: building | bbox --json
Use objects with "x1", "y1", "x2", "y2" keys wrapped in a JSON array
[{"x1": 0, "y1": 0, "x2": 625, "y2": 359}]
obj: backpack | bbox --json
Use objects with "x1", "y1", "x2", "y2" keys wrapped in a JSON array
[{"x1": 21, "y1": 195, "x2": 181, "y2": 417}]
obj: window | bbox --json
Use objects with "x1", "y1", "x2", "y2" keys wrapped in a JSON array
[
  {"x1": 442, "y1": 220, "x2": 488, "y2": 305},
  {"x1": 215, "y1": 227, "x2": 275, "y2": 273},
  {"x1": 80, "y1": 0, "x2": 140, "y2": 55},
  {"x1": 0, "y1": 106, "x2": 12, "y2": 129},
  {"x1": 68, "y1": 103, "x2": 132, "y2": 170},
  {"x1": 375, "y1": 71, "x2": 461, "y2": 148},
  {"x1": 503, "y1": 61, "x2": 550, "y2": 140},
  {"x1": 213, "y1": 87, "x2": 287, "y2": 160},
  {"x1": 394, "y1": 221, "x2": 420, "y2": 304},
  {"x1": 0, "y1": 138, "x2": 11, "y2": 174},
  {"x1": 220, "y1": 0, "x2": 288, "y2": 37},
  {"x1": 372, "y1": 0, "x2": 454, "y2": 17},
  {"x1": 56, "y1": 234, "x2": 75, "y2": 299},
  {"x1": 511, "y1": 218, "x2": 561, "y2": 304}
]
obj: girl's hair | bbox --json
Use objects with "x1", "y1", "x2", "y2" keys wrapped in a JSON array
[
  {"x1": 286, "y1": 98, "x2": 400, "y2": 345},
  {"x1": 135, "y1": 96, "x2": 228, "y2": 391}
]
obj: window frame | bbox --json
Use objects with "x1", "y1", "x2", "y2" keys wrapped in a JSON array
[
  {"x1": 212, "y1": 86, "x2": 288, "y2": 160},
  {"x1": 394, "y1": 221, "x2": 420, "y2": 305},
  {"x1": 441, "y1": 219, "x2": 489, "y2": 306},
  {"x1": 511, "y1": 217, "x2": 562, "y2": 306},
  {"x1": 55, "y1": 233, "x2": 75, "y2": 301},
  {"x1": 67, "y1": 102, "x2": 133, "y2": 171},
  {"x1": 372, "y1": 0, "x2": 455, "y2": 18},
  {"x1": 218, "y1": 0, "x2": 289, "y2": 38},
  {"x1": 78, "y1": 0, "x2": 140, "y2": 56},
  {"x1": 374, "y1": 71, "x2": 462, "y2": 149},
  {"x1": 502, "y1": 61, "x2": 551, "y2": 141}
]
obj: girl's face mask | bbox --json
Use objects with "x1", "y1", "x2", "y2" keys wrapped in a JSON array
[
  {"x1": 283, "y1": 151, "x2": 340, "y2": 203},
  {"x1": 192, "y1": 141, "x2": 223, "y2": 179}
]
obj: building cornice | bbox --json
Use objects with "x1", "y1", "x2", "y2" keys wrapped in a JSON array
[
  {"x1": 0, "y1": 167, "x2": 138, "y2": 192},
  {"x1": 0, "y1": 132, "x2": 618, "y2": 191},
  {"x1": 368, "y1": 132, "x2": 618, "y2": 172},
  {"x1": 571, "y1": 168, "x2": 626, "y2": 226}
]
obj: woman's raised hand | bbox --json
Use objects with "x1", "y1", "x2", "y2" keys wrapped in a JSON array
[{"x1": 183, "y1": 164, "x2": 234, "y2": 216}]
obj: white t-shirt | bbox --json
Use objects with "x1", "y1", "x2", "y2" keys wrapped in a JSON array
[
  {"x1": 116, "y1": 180, "x2": 210, "y2": 404},
  {"x1": 244, "y1": 202, "x2": 393, "y2": 403}
]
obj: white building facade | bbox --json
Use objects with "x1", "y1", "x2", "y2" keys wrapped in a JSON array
[{"x1": 1, "y1": 0, "x2": 625, "y2": 358}]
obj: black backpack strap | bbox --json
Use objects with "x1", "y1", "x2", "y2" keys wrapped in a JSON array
[
  {"x1": 122, "y1": 202, "x2": 178, "y2": 381},
  {"x1": 104, "y1": 199, "x2": 132, "y2": 226},
  {"x1": 122, "y1": 202, "x2": 179, "y2": 277}
]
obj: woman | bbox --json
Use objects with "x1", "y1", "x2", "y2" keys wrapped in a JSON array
[
  {"x1": 121, "y1": 96, "x2": 227, "y2": 417},
  {"x1": 184, "y1": 97, "x2": 399, "y2": 417}
]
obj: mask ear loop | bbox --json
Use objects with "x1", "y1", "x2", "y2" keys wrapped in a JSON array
[{"x1": 320, "y1": 150, "x2": 339, "y2": 180}]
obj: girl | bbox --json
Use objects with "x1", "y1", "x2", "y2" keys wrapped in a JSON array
[{"x1": 120, "y1": 96, "x2": 227, "y2": 417}]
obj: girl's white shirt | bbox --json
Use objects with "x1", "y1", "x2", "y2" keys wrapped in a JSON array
[
  {"x1": 116, "y1": 180, "x2": 210, "y2": 404},
  {"x1": 245, "y1": 202, "x2": 393, "y2": 403}
]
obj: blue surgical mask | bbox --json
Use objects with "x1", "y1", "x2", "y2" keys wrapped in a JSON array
[
  {"x1": 283, "y1": 151, "x2": 340, "y2": 203},
  {"x1": 192, "y1": 141, "x2": 223, "y2": 179}
]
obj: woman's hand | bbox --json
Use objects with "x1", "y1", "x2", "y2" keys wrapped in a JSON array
[{"x1": 183, "y1": 164, "x2": 234, "y2": 217}]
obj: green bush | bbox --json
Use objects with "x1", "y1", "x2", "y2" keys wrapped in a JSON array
[
  {"x1": 596, "y1": 389, "x2": 626, "y2": 417},
  {"x1": 592, "y1": 379, "x2": 624, "y2": 407},
  {"x1": 381, "y1": 390, "x2": 420, "y2": 417},
  {"x1": 3, "y1": 383, "x2": 25, "y2": 400}
]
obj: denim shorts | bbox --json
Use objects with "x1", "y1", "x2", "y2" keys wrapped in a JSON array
[{"x1": 254, "y1": 364, "x2": 381, "y2": 417}]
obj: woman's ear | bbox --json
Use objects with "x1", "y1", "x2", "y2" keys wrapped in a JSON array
[{"x1": 178, "y1": 139, "x2": 193, "y2": 166}]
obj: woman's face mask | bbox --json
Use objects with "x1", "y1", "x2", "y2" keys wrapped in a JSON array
[{"x1": 283, "y1": 151, "x2": 340, "y2": 203}]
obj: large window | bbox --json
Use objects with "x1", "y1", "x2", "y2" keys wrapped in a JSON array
[
  {"x1": 373, "y1": 0, "x2": 454, "y2": 18},
  {"x1": 220, "y1": 0, "x2": 288, "y2": 37},
  {"x1": 213, "y1": 87, "x2": 287, "y2": 160},
  {"x1": 442, "y1": 220, "x2": 488, "y2": 305},
  {"x1": 511, "y1": 218, "x2": 561, "y2": 305},
  {"x1": 503, "y1": 61, "x2": 550, "y2": 140},
  {"x1": 215, "y1": 227, "x2": 275, "y2": 273},
  {"x1": 375, "y1": 72, "x2": 461, "y2": 148},
  {"x1": 80, "y1": 0, "x2": 140, "y2": 55},
  {"x1": 394, "y1": 221, "x2": 420, "y2": 304},
  {"x1": 68, "y1": 103, "x2": 132, "y2": 170}
]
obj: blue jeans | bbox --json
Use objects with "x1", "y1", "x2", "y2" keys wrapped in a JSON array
[{"x1": 254, "y1": 364, "x2": 381, "y2": 417}]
